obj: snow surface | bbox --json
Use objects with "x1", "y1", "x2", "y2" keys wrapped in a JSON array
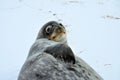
[{"x1": 0, "y1": 0, "x2": 120, "y2": 80}]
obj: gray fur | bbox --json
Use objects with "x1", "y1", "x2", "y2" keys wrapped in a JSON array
[
  {"x1": 18, "y1": 21, "x2": 103, "y2": 80},
  {"x1": 18, "y1": 53, "x2": 103, "y2": 80}
]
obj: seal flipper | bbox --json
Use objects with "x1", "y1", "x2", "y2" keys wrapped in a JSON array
[{"x1": 44, "y1": 44, "x2": 75, "y2": 64}]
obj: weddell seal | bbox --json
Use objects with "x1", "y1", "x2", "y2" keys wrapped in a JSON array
[{"x1": 18, "y1": 21, "x2": 103, "y2": 80}]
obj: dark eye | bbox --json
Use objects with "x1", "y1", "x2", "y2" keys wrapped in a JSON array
[
  {"x1": 59, "y1": 23, "x2": 65, "y2": 28},
  {"x1": 46, "y1": 26, "x2": 52, "y2": 34},
  {"x1": 59, "y1": 23, "x2": 63, "y2": 26}
]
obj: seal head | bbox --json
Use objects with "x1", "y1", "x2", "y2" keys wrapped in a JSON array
[{"x1": 37, "y1": 21, "x2": 67, "y2": 44}]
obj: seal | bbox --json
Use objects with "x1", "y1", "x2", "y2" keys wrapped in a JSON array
[
  {"x1": 28, "y1": 21, "x2": 75, "y2": 64},
  {"x1": 18, "y1": 21, "x2": 103, "y2": 80}
]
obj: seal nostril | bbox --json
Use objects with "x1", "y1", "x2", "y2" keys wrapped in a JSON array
[{"x1": 52, "y1": 36, "x2": 56, "y2": 39}]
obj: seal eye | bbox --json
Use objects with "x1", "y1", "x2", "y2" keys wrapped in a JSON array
[
  {"x1": 59, "y1": 23, "x2": 65, "y2": 28},
  {"x1": 59, "y1": 23, "x2": 63, "y2": 26},
  {"x1": 46, "y1": 26, "x2": 52, "y2": 34}
]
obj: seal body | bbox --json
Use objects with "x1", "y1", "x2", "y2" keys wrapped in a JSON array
[
  {"x1": 28, "y1": 38, "x2": 75, "y2": 64},
  {"x1": 18, "y1": 21, "x2": 103, "y2": 80}
]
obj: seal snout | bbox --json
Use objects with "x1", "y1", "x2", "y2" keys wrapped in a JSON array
[
  {"x1": 50, "y1": 26, "x2": 66, "y2": 42},
  {"x1": 57, "y1": 26, "x2": 66, "y2": 34}
]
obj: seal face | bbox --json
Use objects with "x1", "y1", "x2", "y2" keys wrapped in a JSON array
[
  {"x1": 37, "y1": 21, "x2": 67, "y2": 44},
  {"x1": 31, "y1": 21, "x2": 75, "y2": 64}
]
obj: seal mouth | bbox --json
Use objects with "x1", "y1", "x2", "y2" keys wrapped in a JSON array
[{"x1": 49, "y1": 26, "x2": 66, "y2": 42}]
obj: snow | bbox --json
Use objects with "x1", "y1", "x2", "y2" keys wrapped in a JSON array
[{"x1": 0, "y1": 0, "x2": 120, "y2": 80}]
